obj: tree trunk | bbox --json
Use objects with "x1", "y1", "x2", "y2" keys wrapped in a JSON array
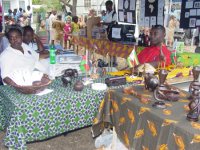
[{"x1": 71, "y1": 0, "x2": 77, "y2": 16}]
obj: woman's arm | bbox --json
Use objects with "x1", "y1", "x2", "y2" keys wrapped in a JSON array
[{"x1": 3, "y1": 77, "x2": 18, "y2": 86}]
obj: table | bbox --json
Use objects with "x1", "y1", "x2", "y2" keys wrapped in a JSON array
[
  {"x1": 71, "y1": 36, "x2": 136, "y2": 58},
  {"x1": 0, "y1": 77, "x2": 106, "y2": 149},
  {"x1": 92, "y1": 86, "x2": 200, "y2": 150}
]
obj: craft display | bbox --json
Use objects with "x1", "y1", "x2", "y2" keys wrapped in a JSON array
[{"x1": 187, "y1": 83, "x2": 200, "y2": 122}]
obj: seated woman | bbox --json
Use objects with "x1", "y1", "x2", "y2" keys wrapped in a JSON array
[
  {"x1": 23, "y1": 25, "x2": 49, "y2": 59},
  {"x1": 137, "y1": 25, "x2": 171, "y2": 68},
  {"x1": 0, "y1": 27, "x2": 47, "y2": 85}
]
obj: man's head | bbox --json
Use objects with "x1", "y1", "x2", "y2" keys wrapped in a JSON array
[
  {"x1": 7, "y1": 27, "x2": 23, "y2": 49},
  {"x1": 72, "y1": 16, "x2": 78, "y2": 23},
  {"x1": 105, "y1": 0, "x2": 113, "y2": 12},
  {"x1": 149, "y1": 25, "x2": 166, "y2": 46},
  {"x1": 8, "y1": 9, "x2": 12, "y2": 14},
  {"x1": 57, "y1": 15, "x2": 62, "y2": 20},
  {"x1": 52, "y1": 10, "x2": 57, "y2": 15},
  {"x1": 23, "y1": 25, "x2": 34, "y2": 44},
  {"x1": 27, "y1": 5, "x2": 30, "y2": 11}
]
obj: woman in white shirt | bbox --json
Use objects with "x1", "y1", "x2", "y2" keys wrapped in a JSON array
[{"x1": 0, "y1": 27, "x2": 46, "y2": 85}]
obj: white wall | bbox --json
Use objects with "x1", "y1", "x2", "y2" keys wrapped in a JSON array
[{"x1": 75, "y1": 0, "x2": 105, "y2": 16}]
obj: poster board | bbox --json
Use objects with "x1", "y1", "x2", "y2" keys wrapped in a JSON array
[
  {"x1": 118, "y1": 0, "x2": 136, "y2": 24},
  {"x1": 139, "y1": 0, "x2": 164, "y2": 27},
  {"x1": 180, "y1": 0, "x2": 200, "y2": 29}
]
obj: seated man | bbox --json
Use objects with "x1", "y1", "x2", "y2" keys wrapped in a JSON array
[
  {"x1": 0, "y1": 27, "x2": 47, "y2": 85},
  {"x1": 137, "y1": 25, "x2": 171, "y2": 67},
  {"x1": 23, "y1": 25, "x2": 49, "y2": 59}
]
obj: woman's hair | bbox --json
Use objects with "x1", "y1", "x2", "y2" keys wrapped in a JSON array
[
  {"x1": 6, "y1": 27, "x2": 22, "y2": 39},
  {"x1": 23, "y1": 25, "x2": 34, "y2": 35}
]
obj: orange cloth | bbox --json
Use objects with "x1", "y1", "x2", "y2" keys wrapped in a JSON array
[{"x1": 137, "y1": 45, "x2": 171, "y2": 66}]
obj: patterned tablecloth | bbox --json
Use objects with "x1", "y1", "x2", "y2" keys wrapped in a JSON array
[
  {"x1": 0, "y1": 78, "x2": 107, "y2": 149},
  {"x1": 92, "y1": 86, "x2": 200, "y2": 150},
  {"x1": 71, "y1": 36, "x2": 135, "y2": 58}
]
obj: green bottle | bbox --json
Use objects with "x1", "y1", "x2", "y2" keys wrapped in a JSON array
[{"x1": 49, "y1": 45, "x2": 56, "y2": 64}]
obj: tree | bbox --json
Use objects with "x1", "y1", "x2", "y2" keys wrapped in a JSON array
[{"x1": 60, "y1": 0, "x2": 77, "y2": 15}]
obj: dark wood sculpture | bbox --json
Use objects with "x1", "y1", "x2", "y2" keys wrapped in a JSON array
[
  {"x1": 74, "y1": 80, "x2": 84, "y2": 91},
  {"x1": 187, "y1": 83, "x2": 200, "y2": 122},
  {"x1": 144, "y1": 73, "x2": 159, "y2": 91},
  {"x1": 189, "y1": 66, "x2": 200, "y2": 95},
  {"x1": 153, "y1": 69, "x2": 180, "y2": 108}
]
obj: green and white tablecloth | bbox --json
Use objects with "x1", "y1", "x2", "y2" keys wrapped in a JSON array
[{"x1": 0, "y1": 77, "x2": 110, "y2": 149}]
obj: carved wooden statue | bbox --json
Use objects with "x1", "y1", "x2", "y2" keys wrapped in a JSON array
[
  {"x1": 187, "y1": 84, "x2": 200, "y2": 122},
  {"x1": 189, "y1": 66, "x2": 200, "y2": 94}
]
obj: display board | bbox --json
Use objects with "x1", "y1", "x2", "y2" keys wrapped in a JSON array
[
  {"x1": 180, "y1": 0, "x2": 200, "y2": 29},
  {"x1": 118, "y1": 0, "x2": 136, "y2": 24},
  {"x1": 139, "y1": 0, "x2": 164, "y2": 27}
]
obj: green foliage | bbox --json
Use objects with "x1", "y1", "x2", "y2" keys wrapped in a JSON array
[
  {"x1": 33, "y1": 0, "x2": 62, "y2": 10},
  {"x1": 32, "y1": 0, "x2": 41, "y2": 4}
]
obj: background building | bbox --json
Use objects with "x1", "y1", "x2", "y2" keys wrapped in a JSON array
[{"x1": 2, "y1": 0, "x2": 32, "y2": 15}]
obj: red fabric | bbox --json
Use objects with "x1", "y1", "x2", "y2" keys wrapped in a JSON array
[{"x1": 137, "y1": 45, "x2": 171, "y2": 66}]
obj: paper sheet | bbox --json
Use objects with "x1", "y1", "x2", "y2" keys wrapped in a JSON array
[
  {"x1": 186, "y1": 1, "x2": 193, "y2": 9},
  {"x1": 36, "y1": 89, "x2": 53, "y2": 96},
  {"x1": 196, "y1": 19, "x2": 200, "y2": 26},
  {"x1": 119, "y1": 11, "x2": 124, "y2": 22},
  {"x1": 194, "y1": 2, "x2": 200, "y2": 8},
  {"x1": 145, "y1": 17, "x2": 150, "y2": 27},
  {"x1": 112, "y1": 28, "x2": 121, "y2": 39},
  {"x1": 127, "y1": 12, "x2": 133, "y2": 23},
  {"x1": 150, "y1": 16, "x2": 156, "y2": 27},
  {"x1": 197, "y1": 9, "x2": 200, "y2": 15},
  {"x1": 189, "y1": 18, "x2": 196, "y2": 27},
  {"x1": 157, "y1": 16, "x2": 163, "y2": 25},
  {"x1": 118, "y1": 0, "x2": 124, "y2": 10},
  {"x1": 190, "y1": 9, "x2": 197, "y2": 16},
  {"x1": 185, "y1": 12, "x2": 190, "y2": 18},
  {"x1": 130, "y1": 0, "x2": 136, "y2": 10}
]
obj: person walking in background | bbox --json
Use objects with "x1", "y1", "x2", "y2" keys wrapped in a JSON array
[
  {"x1": 26, "y1": 5, "x2": 32, "y2": 26},
  {"x1": 63, "y1": 16, "x2": 72, "y2": 49},
  {"x1": 45, "y1": 12, "x2": 51, "y2": 44},
  {"x1": 102, "y1": 0, "x2": 117, "y2": 66},
  {"x1": 166, "y1": 15, "x2": 177, "y2": 48},
  {"x1": 36, "y1": 12, "x2": 42, "y2": 33},
  {"x1": 71, "y1": 16, "x2": 80, "y2": 36},
  {"x1": 52, "y1": 15, "x2": 65, "y2": 46},
  {"x1": 49, "y1": 10, "x2": 57, "y2": 45}
]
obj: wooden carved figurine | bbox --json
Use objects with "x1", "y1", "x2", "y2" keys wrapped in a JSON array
[
  {"x1": 153, "y1": 69, "x2": 180, "y2": 107},
  {"x1": 144, "y1": 73, "x2": 159, "y2": 91},
  {"x1": 187, "y1": 84, "x2": 200, "y2": 122},
  {"x1": 189, "y1": 66, "x2": 200, "y2": 94}
]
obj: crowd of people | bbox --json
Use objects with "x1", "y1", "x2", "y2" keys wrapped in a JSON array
[{"x1": 4, "y1": 6, "x2": 32, "y2": 28}]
